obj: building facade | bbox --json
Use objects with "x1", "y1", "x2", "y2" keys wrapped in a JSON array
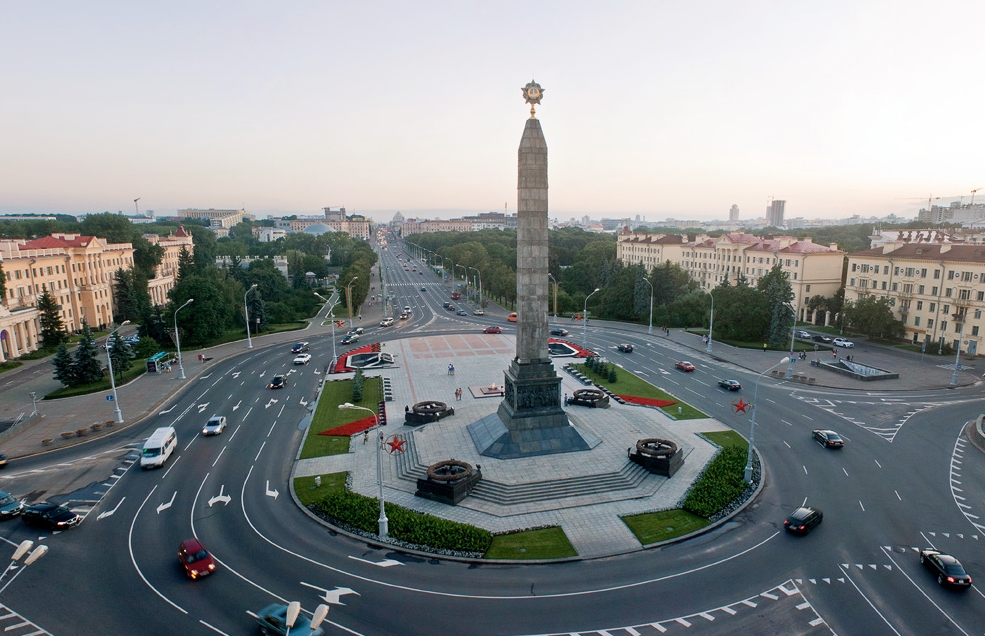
[{"x1": 144, "y1": 226, "x2": 195, "y2": 308}]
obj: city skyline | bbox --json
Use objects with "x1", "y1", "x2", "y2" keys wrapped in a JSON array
[{"x1": 2, "y1": 2, "x2": 982, "y2": 223}]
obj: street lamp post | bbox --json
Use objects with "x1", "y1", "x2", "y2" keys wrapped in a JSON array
[
  {"x1": 706, "y1": 292, "x2": 715, "y2": 353},
  {"x1": 29, "y1": 392, "x2": 38, "y2": 417},
  {"x1": 244, "y1": 283, "x2": 258, "y2": 349},
  {"x1": 548, "y1": 274, "x2": 559, "y2": 323},
  {"x1": 784, "y1": 302, "x2": 797, "y2": 380},
  {"x1": 950, "y1": 337, "x2": 968, "y2": 386},
  {"x1": 175, "y1": 299, "x2": 193, "y2": 380},
  {"x1": 468, "y1": 266, "x2": 481, "y2": 305},
  {"x1": 106, "y1": 320, "x2": 131, "y2": 423},
  {"x1": 642, "y1": 276, "x2": 654, "y2": 335},
  {"x1": 315, "y1": 293, "x2": 340, "y2": 368},
  {"x1": 744, "y1": 357, "x2": 791, "y2": 482},
  {"x1": 583, "y1": 287, "x2": 600, "y2": 348},
  {"x1": 339, "y1": 402, "x2": 388, "y2": 537},
  {"x1": 345, "y1": 277, "x2": 359, "y2": 329}
]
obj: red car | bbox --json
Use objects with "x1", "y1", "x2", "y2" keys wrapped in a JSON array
[
  {"x1": 675, "y1": 361, "x2": 696, "y2": 372},
  {"x1": 483, "y1": 326, "x2": 503, "y2": 334},
  {"x1": 178, "y1": 538, "x2": 216, "y2": 579}
]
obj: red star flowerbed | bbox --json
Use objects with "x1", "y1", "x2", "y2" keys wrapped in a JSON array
[
  {"x1": 617, "y1": 395, "x2": 677, "y2": 408},
  {"x1": 320, "y1": 414, "x2": 377, "y2": 437},
  {"x1": 332, "y1": 344, "x2": 374, "y2": 373}
]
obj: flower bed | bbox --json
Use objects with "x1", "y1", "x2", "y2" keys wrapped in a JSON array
[
  {"x1": 318, "y1": 414, "x2": 377, "y2": 437},
  {"x1": 617, "y1": 395, "x2": 677, "y2": 408}
]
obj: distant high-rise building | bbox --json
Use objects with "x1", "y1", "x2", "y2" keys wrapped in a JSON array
[
  {"x1": 729, "y1": 204, "x2": 739, "y2": 223},
  {"x1": 767, "y1": 200, "x2": 786, "y2": 227}
]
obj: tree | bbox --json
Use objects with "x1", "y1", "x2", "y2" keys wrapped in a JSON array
[
  {"x1": 176, "y1": 245, "x2": 195, "y2": 282},
  {"x1": 757, "y1": 264, "x2": 795, "y2": 348},
  {"x1": 37, "y1": 286, "x2": 68, "y2": 350},
  {"x1": 107, "y1": 331, "x2": 134, "y2": 380},
  {"x1": 140, "y1": 305, "x2": 171, "y2": 347},
  {"x1": 0, "y1": 263, "x2": 6, "y2": 301},
  {"x1": 73, "y1": 320, "x2": 104, "y2": 384},
  {"x1": 842, "y1": 295, "x2": 905, "y2": 340},
  {"x1": 246, "y1": 288, "x2": 269, "y2": 333},
  {"x1": 51, "y1": 343, "x2": 78, "y2": 386},
  {"x1": 113, "y1": 267, "x2": 142, "y2": 323}
]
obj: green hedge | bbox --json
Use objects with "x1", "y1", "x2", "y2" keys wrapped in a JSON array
[
  {"x1": 682, "y1": 446, "x2": 748, "y2": 518},
  {"x1": 312, "y1": 490, "x2": 492, "y2": 553}
]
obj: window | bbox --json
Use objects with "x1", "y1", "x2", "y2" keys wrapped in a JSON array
[
  {"x1": 921, "y1": 269, "x2": 927, "y2": 277},
  {"x1": 932, "y1": 286, "x2": 938, "y2": 296},
  {"x1": 930, "y1": 303, "x2": 936, "y2": 312},
  {"x1": 942, "y1": 321, "x2": 948, "y2": 332},
  {"x1": 806, "y1": 285, "x2": 811, "y2": 292},
  {"x1": 919, "y1": 285, "x2": 925, "y2": 294},
  {"x1": 905, "y1": 267, "x2": 915, "y2": 276},
  {"x1": 959, "y1": 289, "x2": 970, "y2": 300},
  {"x1": 962, "y1": 271, "x2": 972, "y2": 282},
  {"x1": 914, "y1": 317, "x2": 921, "y2": 326},
  {"x1": 973, "y1": 326, "x2": 980, "y2": 336},
  {"x1": 976, "y1": 309, "x2": 982, "y2": 320},
  {"x1": 874, "y1": 265, "x2": 880, "y2": 274},
  {"x1": 850, "y1": 278, "x2": 855, "y2": 286},
  {"x1": 942, "y1": 305, "x2": 950, "y2": 315},
  {"x1": 945, "y1": 288, "x2": 952, "y2": 297},
  {"x1": 934, "y1": 270, "x2": 940, "y2": 279},
  {"x1": 882, "y1": 281, "x2": 887, "y2": 290},
  {"x1": 892, "y1": 282, "x2": 898, "y2": 291},
  {"x1": 978, "y1": 291, "x2": 984, "y2": 302},
  {"x1": 903, "y1": 283, "x2": 912, "y2": 293},
  {"x1": 948, "y1": 270, "x2": 955, "y2": 280},
  {"x1": 917, "y1": 301, "x2": 923, "y2": 310},
  {"x1": 928, "y1": 319, "x2": 934, "y2": 329}
]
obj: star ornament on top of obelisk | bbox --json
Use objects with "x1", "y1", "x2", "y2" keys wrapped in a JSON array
[{"x1": 522, "y1": 80, "x2": 544, "y2": 119}]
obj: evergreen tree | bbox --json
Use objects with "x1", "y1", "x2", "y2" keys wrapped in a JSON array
[
  {"x1": 246, "y1": 288, "x2": 269, "y2": 333},
  {"x1": 73, "y1": 320, "x2": 104, "y2": 384},
  {"x1": 112, "y1": 267, "x2": 142, "y2": 323},
  {"x1": 37, "y1": 286, "x2": 68, "y2": 350},
  {"x1": 757, "y1": 264, "x2": 795, "y2": 348},
  {"x1": 51, "y1": 343, "x2": 78, "y2": 386},
  {"x1": 176, "y1": 245, "x2": 195, "y2": 282},
  {"x1": 140, "y1": 305, "x2": 171, "y2": 347},
  {"x1": 107, "y1": 331, "x2": 134, "y2": 380},
  {"x1": 0, "y1": 263, "x2": 6, "y2": 301}
]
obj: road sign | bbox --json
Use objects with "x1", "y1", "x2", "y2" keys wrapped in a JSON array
[{"x1": 106, "y1": 395, "x2": 114, "y2": 402}]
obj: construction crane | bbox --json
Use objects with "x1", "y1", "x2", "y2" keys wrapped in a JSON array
[{"x1": 971, "y1": 188, "x2": 983, "y2": 205}]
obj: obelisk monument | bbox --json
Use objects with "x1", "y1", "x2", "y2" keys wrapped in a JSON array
[{"x1": 468, "y1": 80, "x2": 591, "y2": 458}]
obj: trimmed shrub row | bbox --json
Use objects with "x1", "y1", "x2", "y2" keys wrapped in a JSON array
[{"x1": 681, "y1": 446, "x2": 748, "y2": 518}]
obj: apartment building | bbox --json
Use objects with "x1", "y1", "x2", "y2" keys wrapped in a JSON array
[
  {"x1": 144, "y1": 226, "x2": 195, "y2": 307},
  {"x1": 845, "y1": 244, "x2": 985, "y2": 355}
]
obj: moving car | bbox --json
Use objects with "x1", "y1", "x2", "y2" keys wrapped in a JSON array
[
  {"x1": 812, "y1": 334, "x2": 833, "y2": 343},
  {"x1": 483, "y1": 326, "x2": 503, "y2": 334},
  {"x1": 0, "y1": 491, "x2": 24, "y2": 519},
  {"x1": 508, "y1": 312, "x2": 518, "y2": 322},
  {"x1": 617, "y1": 344, "x2": 634, "y2": 353},
  {"x1": 473, "y1": 309, "x2": 485, "y2": 315},
  {"x1": 718, "y1": 379, "x2": 742, "y2": 391},
  {"x1": 920, "y1": 549, "x2": 972, "y2": 589},
  {"x1": 348, "y1": 327, "x2": 365, "y2": 335},
  {"x1": 255, "y1": 603, "x2": 325, "y2": 636},
  {"x1": 269, "y1": 375, "x2": 286, "y2": 389},
  {"x1": 399, "y1": 312, "x2": 409, "y2": 320},
  {"x1": 291, "y1": 342, "x2": 309, "y2": 354},
  {"x1": 202, "y1": 416, "x2": 227, "y2": 436},
  {"x1": 293, "y1": 353, "x2": 312, "y2": 365},
  {"x1": 783, "y1": 506, "x2": 823, "y2": 535},
  {"x1": 341, "y1": 334, "x2": 359, "y2": 345},
  {"x1": 812, "y1": 429, "x2": 844, "y2": 448},
  {"x1": 380, "y1": 317, "x2": 394, "y2": 327},
  {"x1": 549, "y1": 328, "x2": 568, "y2": 336},
  {"x1": 442, "y1": 302, "x2": 452, "y2": 309},
  {"x1": 445, "y1": 305, "x2": 456, "y2": 312},
  {"x1": 833, "y1": 337, "x2": 855, "y2": 348},
  {"x1": 796, "y1": 330, "x2": 812, "y2": 339},
  {"x1": 675, "y1": 361, "x2": 696, "y2": 372},
  {"x1": 420, "y1": 287, "x2": 427, "y2": 292},
  {"x1": 456, "y1": 309, "x2": 467, "y2": 316},
  {"x1": 141, "y1": 426, "x2": 178, "y2": 469},
  {"x1": 22, "y1": 502, "x2": 82, "y2": 530},
  {"x1": 178, "y1": 538, "x2": 216, "y2": 579}
]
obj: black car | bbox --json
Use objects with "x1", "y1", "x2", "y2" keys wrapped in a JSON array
[
  {"x1": 812, "y1": 334, "x2": 833, "y2": 343},
  {"x1": 549, "y1": 328, "x2": 569, "y2": 337},
  {"x1": 291, "y1": 342, "x2": 309, "y2": 354},
  {"x1": 920, "y1": 550, "x2": 972, "y2": 589},
  {"x1": 22, "y1": 503, "x2": 82, "y2": 530},
  {"x1": 268, "y1": 375, "x2": 286, "y2": 389},
  {"x1": 783, "y1": 506, "x2": 822, "y2": 535},
  {"x1": 617, "y1": 344, "x2": 634, "y2": 353},
  {"x1": 718, "y1": 379, "x2": 742, "y2": 391},
  {"x1": 812, "y1": 429, "x2": 844, "y2": 448}
]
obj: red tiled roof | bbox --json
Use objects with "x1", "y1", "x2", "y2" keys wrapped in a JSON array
[{"x1": 22, "y1": 235, "x2": 98, "y2": 249}]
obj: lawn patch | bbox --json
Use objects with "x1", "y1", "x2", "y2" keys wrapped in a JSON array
[
  {"x1": 702, "y1": 430, "x2": 748, "y2": 449},
  {"x1": 622, "y1": 509, "x2": 710, "y2": 545},
  {"x1": 300, "y1": 377, "x2": 382, "y2": 459},
  {"x1": 294, "y1": 472, "x2": 347, "y2": 507},
  {"x1": 485, "y1": 527, "x2": 578, "y2": 560}
]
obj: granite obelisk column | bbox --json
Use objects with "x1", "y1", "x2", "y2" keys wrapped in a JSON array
[{"x1": 469, "y1": 80, "x2": 590, "y2": 458}]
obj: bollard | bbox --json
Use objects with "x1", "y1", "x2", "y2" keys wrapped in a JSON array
[
  {"x1": 678, "y1": 406, "x2": 682, "y2": 415},
  {"x1": 315, "y1": 475, "x2": 322, "y2": 487}
]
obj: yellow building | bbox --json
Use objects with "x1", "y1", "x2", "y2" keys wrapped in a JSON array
[
  {"x1": 845, "y1": 244, "x2": 985, "y2": 355},
  {"x1": 144, "y1": 226, "x2": 195, "y2": 308}
]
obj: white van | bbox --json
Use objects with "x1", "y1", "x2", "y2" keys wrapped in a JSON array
[{"x1": 141, "y1": 426, "x2": 177, "y2": 469}]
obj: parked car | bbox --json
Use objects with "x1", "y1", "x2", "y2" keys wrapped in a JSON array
[
  {"x1": 255, "y1": 603, "x2": 325, "y2": 636},
  {"x1": 22, "y1": 502, "x2": 82, "y2": 530},
  {"x1": 178, "y1": 538, "x2": 216, "y2": 579},
  {"x1": 812, "y1": 429, "x2": 844, "y2": 448},
  {"x1": 796, "y1": 330, "x2": 812, "y2": 339},
  {"x1": 268, "y1": 375, "x2": 286, "y2": 389},
  {"x1": 483, "y1": 326, "x2": 503, "y2": 334},
  {"x1": 0, "y1": 492, "x2": 24, "y2": 519},
  {"x1": 341, "y1": 334, "x2": 359, "y2": 345},
  {"x1": 920, "y1": 549, "x2": 972, "y2": 589},
  {"x1": 833, "y1": 337, "x2": 855, "y2": 348},
  {"x1": 675, "y1": 361, "x2": 696, "y2": 372},
  {"x1": 549, "y1": 328, "x2": 569, "y2": 336},
  {"x1": 291, "y1": 342, "x2": 309, "y2": 354},
  {"x1": 718, "y1": 379, "x2": 742, "y2": 391},
  {"x1": 812, "y1": 334, "x2": 833, "y2": 343},
  {"x1": 380, "y1": 317, "x2": 394, "y2": 327},
  {"x1": 293, "y1": 353, "x2": 312, "y2": 365},
  {"x1": 783, "y1": 506, "x2": 822, "y2": 535},
  {"x1": 617, "y1": 344, "x2": 634, "y2": 353},
  {"x1": 202, "y1": 416, "x2": 227, "y2": 436}
]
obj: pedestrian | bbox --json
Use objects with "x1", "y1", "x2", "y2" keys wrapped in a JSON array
[
  {"x1": 563, "y1": 393, "x2": 569, "y2": 406},
  {"x1": 363, "y1": 430, "x2": 369, "y2": 445},
  {"x1": 831, "y1": 348, "x2": 837, "y2": 359}
]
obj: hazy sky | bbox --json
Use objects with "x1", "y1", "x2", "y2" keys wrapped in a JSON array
[{"x1": 2, "y1": 1, "x2": 982, "y2": 223}]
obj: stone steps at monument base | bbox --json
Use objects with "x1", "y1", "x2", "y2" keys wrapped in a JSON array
[{"x1": 467, "y1": 462, "x2": 652, "y2": 505}]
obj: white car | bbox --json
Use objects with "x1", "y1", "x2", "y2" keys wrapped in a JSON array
[
  {"x1": 380, "y1": 317, "x2": 394, "y2": 327},
  {"x1": 202, "y1": 416, "x2": 227, "y2": 436},
  {"x1": 832, "y1": 337, "x2": 854, "y2": 348},
  {"x1": 293, "y1": 353, "x2": 312, "y2": 365}
]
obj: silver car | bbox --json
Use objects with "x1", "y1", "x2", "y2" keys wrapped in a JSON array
[{"x1": 202, "y1": 416, "x2": 227, "y2": 436}]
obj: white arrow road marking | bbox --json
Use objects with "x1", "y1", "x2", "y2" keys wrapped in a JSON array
[
  {"x1": 300, "y1": 398, "x2": 308, "y2": 407},
  {"x1": 208, "y1": 485, "x2": 232, "y2": 507},
  {"x1": 232, "y1": 371, "x2": 241, "y2": 379},
  {"x1": 157, "y1": 491, "x2": 177, "y2": 514},
  {"x1": 232, "y1": 400, "x2": 242, "y2": 411},
  {"x1": 265, "y1": 481, "x2": 279, "y2": 500},
  {"x1": 348, "y1": 556, "x2": 404, "y2": 568},
  {"x1": 300, "y1": 582, "x2": 360, "y2": 605},
  {"x1": 314, "y1": 369, "x2": 321, "y2": 374},
  {"x1": 97, "y1": 497, "x2": 127, "y2": 520},
  {"x1": 265, "y1": 399, "x2": 279, "y2": 409},
  {"x1": 197, "y1": 403, "x2": 210, "y2": 413},
  {"x1": 159, "y1": 405, "x2": 177, "y2": 415}
]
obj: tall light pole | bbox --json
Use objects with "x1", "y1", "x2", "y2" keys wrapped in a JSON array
[
  {"x1": 744, "y1": 357, "x2": 791, "y2": 482},
  {"x1": 583, "y1": 287, "x2": 600, "y2": 348},
  {"x1": 548, "y1": 274, "x2": 559, "y2": 323},
  {"x1": 106, "y1": 320, "x2": 130, "y2": 423},
  {"x1": 339, "y1": 402, "x2": 388, "y2": 538},
  {"x1": 456, "y1": 264, "x2": 468, "y2": 294},
  {"x1": 315, "y1": 293, "x2": 339, "y2": 368},
  {"x1": 950, "y1": 337, "x2": 968, "y2": 386},
  {"x1": 468, "y1": 266, "x2": 481, "y2": 304},
  {"x1": 244, "y1": 283, "x2": 258, "y2": 349},
  {"x1": 642, "y1": 276, "x2": 654, "y2": 335},
  {"x1": 345, "y1": 277, "x2": 359, "y2": 329},
  {"x1": 783, "y1": 302, "x2": 797, "y2": 380},
  {"x1": 133, "y1": 197, "x2": 140, "y2": 216},
  {"x1": 706, "y1": 292, "x2": 715, "y2": 353},
  {"x1": 175, "y1": 298, "x2": 193, "y2": 380}
]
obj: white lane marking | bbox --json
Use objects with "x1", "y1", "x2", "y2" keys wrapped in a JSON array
[
  {"x1": 803, "y1": 465, "x2": 808, "y2": 475},
  {"x1": 232, "y1": 400, "x2": 242, "y2": 411},
  {"x1": 159, "y1": 405, "x2": 176, "y2": 415},
  {"x1": 859, "y1": 501, "x2": 865, "y2": 512},
  {"x1": 157, "y1": 491, "x2": 176, "y2": 514},
  {"x1": 783, "y1": 441, "x2": 791, "y2": 448},
  {"x1": 128, "y1": 484, "x2": 187, "y2": 614},
  {"x1": 875, "y1": 459, "x2": 882, "y2": 468},
  {"x1": 301, "y1": 582, "x2": 360, "y2": 605},
  {"x1": 348, "y1": 556, "x2": 404, "y2": 568},
  {"x1": 843, "y1": 467, "x2": 849, "y2": 477},
  {"x1": 208, "y1": 484, "x2": 232, "y2": 507},
  {"x1": 254, "y1": 441, "x2": 265, "y2": 462},
  {"x1": 161, "y1": 455, "x2": 182, "y2": 479},
  {"x1": 265, "y1": 480, "x2": 279, "y2": 500},
  {"x1": 211, "y1": 446, "x2": 226, "y2": 468},
  {"x1": 97, "y1": 497, "x2": 126, "y2": 520},
  {"x1": 243, "y1": 406, "x2": 253, "y2": 421},
  {"x1": 895, "y1": 490, "x2": 902, "y2": 501},
  {"x1": 839, "y1": 565, "x2": 902, "y2": 635},
  {"x1": 229, "y1": 424, "x2": 242, "y2": 442}
]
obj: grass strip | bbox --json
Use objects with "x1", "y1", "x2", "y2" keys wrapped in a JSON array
[
  {"x1": 300, "y1": 376, "x2": 382, "y2": 459},
  {"x1": 622, "y1": 509, "x2": 711, "y2": 545},
  {"x1": 485, "y1": 527, "x2": 578, "y2": 560},
  {"x1": 293, "y1": 472, "x2": 347, "y2": 507}
]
